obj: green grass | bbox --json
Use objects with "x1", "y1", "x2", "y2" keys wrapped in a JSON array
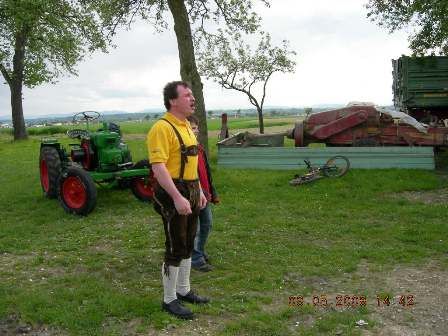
[
  {"x1": 1, "y1": 125, "x2": 70, "y2": 136},
  {"x1": 118, "y1": 117, "x2": 295, "y2": 134},
  {"x1": 0, "y1": 133, "x2": 447, "y2": 335}
]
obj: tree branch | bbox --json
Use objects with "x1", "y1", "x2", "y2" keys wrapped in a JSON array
[
  {"x1": 0, "y1": 63, "x2": 12, "y2": 86},
  {"x1": 212, "y1": 0, "x2": 232, "y2": 27},
  {"x1": 231, "y1": 81, "x2": 259, "y2": 109},
  {"x1": 218, "y1": 70, "x2": 260, "y2": 110},
  {"x1": 223, "y1": 71, "x2": 232, "y2": 84},
  {"x1": 230, "y1": 69, "x2": 237, "y2": 87},
  {"x1": 196, "y1": 0, "x2": 209, "y2": 32},
  {"x1": 260, "y1": 70, "x2": 273, "y2": 110},
  {"x1": 128, "y1": 1, "x2": 143, "y2": 29},
  {"x1": 106, "y1": 0, "x2": 141, "y2": 38},
  {"x1": 247, "y1": 78, "x2": 256, "y2": 95},
  {"x1": 246, "y1": 79, "x2": 260, "y2": 109}
]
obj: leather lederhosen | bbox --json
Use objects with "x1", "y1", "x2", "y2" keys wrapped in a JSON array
[{"x1": 152, "y1": 118, "x2": 200, "y2": 268}]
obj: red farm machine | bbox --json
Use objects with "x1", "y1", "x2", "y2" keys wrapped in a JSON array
[
  {"x1": 288, "y1": 56, "x2": 448, "y2": 148},
  {"x1": 286, "y1": 104, "x2": 448, "y2": 148}
]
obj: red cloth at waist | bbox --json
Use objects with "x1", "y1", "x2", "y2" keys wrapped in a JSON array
[{"x1": 197, "y1": 146, "x2": 211, "y2": 201}]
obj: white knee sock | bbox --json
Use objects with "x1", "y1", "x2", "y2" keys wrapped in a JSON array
[
  {"x1": 162, "y1": 263, "x2": 179, "y2": 304},
  {"x1": 176, "y1": 258, "x2": 191, "y2": 296}
]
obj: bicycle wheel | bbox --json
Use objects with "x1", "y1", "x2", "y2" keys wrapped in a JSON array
[{"x1": 322, "y1": 155, "x2": 350, "y2": 177}]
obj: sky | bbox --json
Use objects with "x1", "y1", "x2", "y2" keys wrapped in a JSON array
[{"x1": 0, "y1": 0, "x2": 412, "y2": 118}]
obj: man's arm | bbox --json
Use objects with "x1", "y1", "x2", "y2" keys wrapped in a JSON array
[
  {"x1": 198, "y1": 182, "x2": 207, "y2": 209},
  {"x1": 152, "y1": 163, "x2": 192, "y2": 215}
]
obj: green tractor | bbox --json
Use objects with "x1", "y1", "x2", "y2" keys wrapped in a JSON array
[{"x1": 39, "y1": 111, "x2": 154, "y2": 215}]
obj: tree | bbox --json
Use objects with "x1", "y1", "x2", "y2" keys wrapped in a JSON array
[
  {"x1": 166, "y1": 0, "x2": 207, "y2": 147},
  {"x1": 0, "y1": 0, "x2": 108, "y2": 140},
  {"x1": 98, "y1": 0, "x2": 269, "y2": 150},
  {"x1": 366, "y1": 0, "x2": 448, "y2": 55},
  {"x1": 196, "y1": 30, "x2": 295, "y2": 133}
]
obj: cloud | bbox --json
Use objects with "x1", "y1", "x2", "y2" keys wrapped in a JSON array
[{"x1": 0, "y1": 1, "x2": 412, "y2": 117}]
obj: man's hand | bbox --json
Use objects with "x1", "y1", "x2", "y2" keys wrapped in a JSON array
[
  {"x1": 173, "y1": 195, "x2": 192, "y2": 215},
  {"x1": 152, "y1": 163, "x2": 192, "y2": 215},
  {"x1": 199, "y1": 190, "x2": 207, "y2": 209}
]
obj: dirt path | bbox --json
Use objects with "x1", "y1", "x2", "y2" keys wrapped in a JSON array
[
  {"x1": 134, "y1": 257, "x2": 448, "y2": 335},
  {"x1": 362, "y1": 261, "x2": 448, "y2": 336},
  {"x1": 0, "y1": 314, "x2": 66, "y2": 336}
]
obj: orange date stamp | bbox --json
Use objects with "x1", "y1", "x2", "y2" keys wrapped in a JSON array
[{"x1": 288, "y1": 294, "x2": 415, "y2": 308}]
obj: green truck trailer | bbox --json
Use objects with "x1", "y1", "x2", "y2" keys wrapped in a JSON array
[{"x1": 392, "y1": 55, "x2": 448, "y2": 122}]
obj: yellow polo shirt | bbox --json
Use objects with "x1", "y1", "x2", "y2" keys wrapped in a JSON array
[{"x1": 147, "y1": 112, "x2": 198, "y2": 180}]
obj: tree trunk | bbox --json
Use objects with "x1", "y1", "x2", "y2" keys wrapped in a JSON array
[
  {"x1": 10, "y1": 82, "x2": 27, "y2": 140},
  {"x1": 10, "y1": 30, "x2": 28, "y2": 140},
  {"x1": 167, "y1": 0, "x2": 208, "y2": 152},
  {"x1": 257, "y1": 107, "x2": 264, "y2": 134}
]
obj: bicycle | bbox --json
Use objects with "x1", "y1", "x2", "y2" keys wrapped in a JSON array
[{"x1": 289, "y1": 155, "x2": 350, "y2": 186}]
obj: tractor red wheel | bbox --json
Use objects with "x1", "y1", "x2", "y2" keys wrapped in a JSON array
[
  {"x1": 40, "y1": 160, "x2": 49, "y2": 190},
  {"x1": 58, "y1": 167, "x2": 97, "y2": 215},
  {"x1": 39, "y1": 146, "x2": 62, "y2": 198},
  {"x1": 81, "y1": 140, "x2": 94, "y2": 170},
  {"x1": 131, "y1": 159, "x2": 154, "y2": 202}
]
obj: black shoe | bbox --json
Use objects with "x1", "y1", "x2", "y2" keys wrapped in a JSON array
[
  {"x1": 192, "y1": 262, "x2": 213, "y2": 272},
  {"x1": 204, "y1": 255, "x2": 212, "y2": 265},
  {"x1": 177, "y1": 290, "x2": 210, "y2": 304},
  {"x1": 162, "y1": 299, "x2": 194, "y2": 319}
]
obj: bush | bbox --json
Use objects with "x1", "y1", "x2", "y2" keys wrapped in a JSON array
[
  {"x1": 0, "y1": 128, "x2": 13, "y2": 135},
  {"x1": 28, "y1": 125, "x2": 68, "y2": 135},
  {"x1": 0, "y1": 126, "x2": 68, "y2": 136}
]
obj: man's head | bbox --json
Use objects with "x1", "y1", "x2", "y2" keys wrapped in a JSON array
[
  {"x1": 187, "y1": 115, "x2": 199, "y2": 138},
  {"x1": 163, "y1": 81, "x2": 195, "y2": 118}
]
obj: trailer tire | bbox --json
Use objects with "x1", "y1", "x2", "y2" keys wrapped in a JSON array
[{"x1": 39, "y1": 146, "x2": 62, "y2": 198}]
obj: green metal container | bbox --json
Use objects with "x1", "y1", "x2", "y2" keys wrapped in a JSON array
[
  {"x1": 217, "y1": 146, "x2": 435, "y2": 170},
  {"x1": 392, "y1": 56, "x2": 448, "y2": 111}
]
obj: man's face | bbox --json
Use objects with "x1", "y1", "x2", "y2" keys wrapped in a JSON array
[
  {"x1": 190, "y1": 122, "x2": 199, "y2": 138},
  {"x1": 171, "y1": 85, "x2": 195, "y2": 116}
]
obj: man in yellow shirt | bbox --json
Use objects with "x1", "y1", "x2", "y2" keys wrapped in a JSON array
[{"x1": 147, "y1": 81, "x2": 208, "y2": 320}]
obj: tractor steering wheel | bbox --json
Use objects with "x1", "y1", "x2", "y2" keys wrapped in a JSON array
[{"x1": 72, "y1": 111, "x2": 101, "y2": 124}]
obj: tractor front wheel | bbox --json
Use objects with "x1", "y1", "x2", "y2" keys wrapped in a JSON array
[
  {"x1": 39, "y1": 146, "x2": 62, "y2": 198},
  {"x1": 130, "y1": 160, "x2": 154, "y2": 202},
  {"x1": 58, "y1": 167, "x2": 97, "y2": 215}
]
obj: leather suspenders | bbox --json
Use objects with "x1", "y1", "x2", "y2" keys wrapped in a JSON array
[{"x1": 160, "y1": 118, "x2": 198, "y2": 181}]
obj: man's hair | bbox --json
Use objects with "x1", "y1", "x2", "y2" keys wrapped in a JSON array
[
  {"x1": 187, "y1": 115, "x2": 199, "y2": 125},
  {"x1": 163, "y1": 81, "x2": 191, "y2": 110}
]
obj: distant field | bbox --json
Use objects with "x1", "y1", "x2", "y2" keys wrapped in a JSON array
[
  {"x1": 0, "y1": 116, "x2": 298, "y2": 137},
  {"x1": 119, "y1": 116, "x2": 297, "y2": 135}
]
